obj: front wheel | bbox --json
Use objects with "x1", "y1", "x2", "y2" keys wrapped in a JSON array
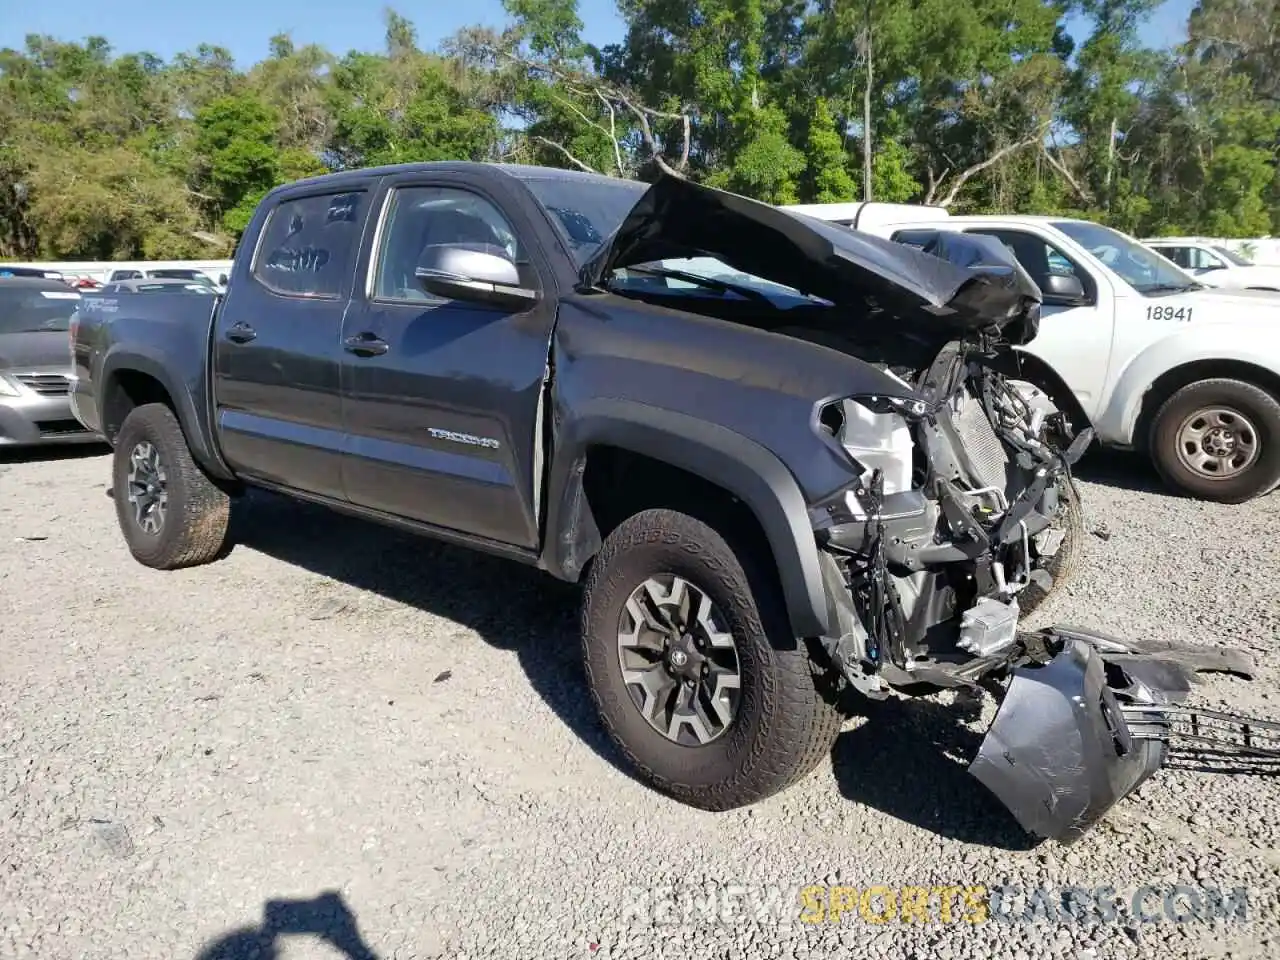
[
  {"x1": 1148, "y1": 378, "x2": 1280, "y2": 504},
  {"x1": 112, "y1": 402, "x2": 231, "y2": 569},
  {"x1": 580, "y1": 508, "x2": 843, "y2": 811},
  {"x1": 1019, "y1": 475, "x2": 1084, "y2": 621}
]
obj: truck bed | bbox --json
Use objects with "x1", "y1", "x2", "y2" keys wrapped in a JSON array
[{"x1": 70, "y1": 290, "x2": 220, "y2": 445}]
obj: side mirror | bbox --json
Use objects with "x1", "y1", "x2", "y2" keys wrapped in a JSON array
[
  {"x1": 1041, "y1": 273, "x2": 1087, "y2": 304},
  {"x1": 415, "y1": 244, "x2": 539, "y2": 310}
]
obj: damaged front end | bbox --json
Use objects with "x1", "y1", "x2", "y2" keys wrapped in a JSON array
[
  {"x1": 583, "y1": 174, "x2": 1278, "y2": 841},
  {"x1": 970, "y1": 625, "x2": 1275, "y2": 843}
]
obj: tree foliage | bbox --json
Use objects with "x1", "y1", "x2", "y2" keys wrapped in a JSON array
[{"x1": 1, "y1": 0, "x2": 1276, "y2": 260}]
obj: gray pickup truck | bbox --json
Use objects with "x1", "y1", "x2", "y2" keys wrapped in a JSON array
[{"x1": 69, "y1": 163, "x2": 1265, "y2": 841}]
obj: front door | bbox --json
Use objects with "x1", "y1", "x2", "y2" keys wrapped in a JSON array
[
  {"x1": 963, "y1": 227, "x2": 1113, "y2": 419},
  {"x1": 213, "y1": 187, "x2": 374, "y2": 499},
  {"x1": 339, "y1": 180, "x2": 556, "y2": 549}
]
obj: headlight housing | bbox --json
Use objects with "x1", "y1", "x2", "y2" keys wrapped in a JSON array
[{"x1": 0, "y1": 374, "x2": 22, "y2": 398}]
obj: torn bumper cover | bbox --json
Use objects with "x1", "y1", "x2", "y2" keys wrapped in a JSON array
[{"x1": 970, "y1": 626, "x2": 1274, "y2": 844}]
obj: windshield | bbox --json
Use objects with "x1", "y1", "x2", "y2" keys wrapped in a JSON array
[
  {"x1": 1053, "y1": 221, "x2": 1202, "y2": 294},
  {"x1": 1213, "y1": 245, "x2": 1253, "y2": 267},
  {"x1": 515, "y1": 173, "x2": 824, "y2": 305},
  {"x1": 515, "y1": 174, "x2": 646, "y2": 267},
  {"x1": 0, "y1": 287, "x2": 80, "y2": 333}
]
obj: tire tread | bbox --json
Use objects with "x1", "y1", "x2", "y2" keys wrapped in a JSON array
[
  {"x1": 581, "y1": 508, "x2": 842, "y2": 811},
  {"x1": 113, "y1": 403, "x2": 230, "y2": 569}
]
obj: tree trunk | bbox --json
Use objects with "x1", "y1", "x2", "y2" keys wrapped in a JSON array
[
  {"x1": 862, "y1": 0, "x2": 873, "y2": 201},
  {"x1": 1105, "y1": 116, "x2": 1116, "y2": 211}
]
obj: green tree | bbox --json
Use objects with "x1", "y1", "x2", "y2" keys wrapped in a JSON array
[
  {"x1": 802, "y1": 98, "x2": 856, "y2": 203},
  {"x1": 193, "y1": 94, "x2": 282, "y2": 233}
]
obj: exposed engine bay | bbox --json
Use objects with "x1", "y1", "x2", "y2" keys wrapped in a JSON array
[
  {"x1": 809, "y1": 337, "x2": 1093, "y2": 699},
  {"x1": 586, "y1": 174, "x2": 1277, "y2": 842}
]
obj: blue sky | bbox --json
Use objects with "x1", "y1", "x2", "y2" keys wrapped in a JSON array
[{"x1": 0, "y1": 0, "x2": 1196, "y2": 66}]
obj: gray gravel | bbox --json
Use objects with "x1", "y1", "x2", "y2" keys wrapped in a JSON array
[{"x1": 2, "y1": 446, "x2": 1278, "y2": 959}]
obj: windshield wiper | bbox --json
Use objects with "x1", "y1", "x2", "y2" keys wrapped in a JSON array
[
  {"x1": 1137, "y1": 281, "x2": 1203, "y2": 295},
  {"x1": 617, "y1": 265, "x2": 780, "y2": 307}
]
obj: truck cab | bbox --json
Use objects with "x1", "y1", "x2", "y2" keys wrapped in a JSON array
[
  {"x1": 795, "y1": 208, "x2": 1280, "y2": 503},
  {"x1": 1141, "y1": 237, "x2": 1280, "y2": 293}
]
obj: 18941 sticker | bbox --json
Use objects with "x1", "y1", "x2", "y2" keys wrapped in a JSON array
[{"x1": 1146, "y1": 305, "x2": 1193, "y2": 322}]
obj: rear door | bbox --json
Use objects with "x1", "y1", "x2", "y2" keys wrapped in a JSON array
[
  {"x1": 212, "y1": 183, "x2": 377, "y2": 499},
  {"x1": 338, "y1": 173, "x2": 558, "y2": 549}
]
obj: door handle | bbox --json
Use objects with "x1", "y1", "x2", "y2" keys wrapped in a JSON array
[
  {"x1": 344, "y1": 333, "x2": 390, "y2": 357},
  {"x1": 226, "y1": 321, "x2": 257, "y2": 344}
]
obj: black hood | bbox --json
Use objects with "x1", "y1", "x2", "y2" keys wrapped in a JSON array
[{"x1": 582, "y1": 174, "x2": 1042, "y2": 345}]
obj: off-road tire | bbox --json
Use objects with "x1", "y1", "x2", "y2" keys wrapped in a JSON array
[
  {"x1": 580, "y1": 508, "x2": 843, "y2": 811},
  {"x1": 1148, "y1": 378, "x2": 1280, "y2": 504},
  {"x1": 112, "y1": 402, "x2": 231, "y2": 569},
  {"x1": 1019, "y1": 475, "x2": 1084, "y2": 621}
]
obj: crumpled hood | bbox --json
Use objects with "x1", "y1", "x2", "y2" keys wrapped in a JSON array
[{"x1": 581, "y1": 174, "x2": 1043, "y2": 343}]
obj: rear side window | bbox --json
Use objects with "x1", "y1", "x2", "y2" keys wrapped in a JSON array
[{"x1": 252, "y1": 191, "x2": 366, "y2": 298}]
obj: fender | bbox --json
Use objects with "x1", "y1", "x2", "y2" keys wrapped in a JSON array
[
  {"x1": 543, "y1": 397, "x2": 831, "y2": 640},
  {"x1": 1093, "y1": 330, "x2": 1280, "y2": 448},
  {"x1": 99, "y1": 346, "x2": 234, "y2": 481}
]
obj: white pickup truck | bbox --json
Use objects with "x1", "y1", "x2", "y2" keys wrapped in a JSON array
[
  {"x1": 783, "y1": 203, "x2": 1280, "y2": 503},
  {"x1": 1140, "y1": 237, "x2": 1280, "y2": 293}
]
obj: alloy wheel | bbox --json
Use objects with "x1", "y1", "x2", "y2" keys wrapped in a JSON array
[
  {"x1": 616, "y1": 575, "x2": 742, "y2": 746},
  {"x1": 126, "y1": 440, "x2": 168, "y2": 535}
]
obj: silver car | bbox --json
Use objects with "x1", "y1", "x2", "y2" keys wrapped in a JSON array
[
  {"x1": 0, "y1": 277, "x2": 100, "y2": 448},
  {"x1": 98, "y1": 277, "x2": 220, "y2": 295}
]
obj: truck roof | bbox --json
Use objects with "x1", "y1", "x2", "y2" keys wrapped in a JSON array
[
  {"x1": 277, "y1": 160, "x2": 632, "y2": 193},
  {"x1": 893, "y1": 214, "x2": 1093, "y2": 226}
]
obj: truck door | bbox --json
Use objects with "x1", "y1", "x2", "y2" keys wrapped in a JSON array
[
  {"x1": 338, "y1": 178, "x2": 556, "y2": 550},
  {"x1": 961, "y1": 227, "x2": 1114, "y2": 421},
  {"x1": 213, "y1": 187, "x2": 373, "y2": 499}
]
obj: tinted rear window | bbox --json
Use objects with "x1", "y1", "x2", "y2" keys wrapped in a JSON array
[
  {"x1": 252, "y1": 191, "x2": 367, "y2": 298},
  {"x1": 0, "y1": 287, "x2": 81, "y2": 334}
]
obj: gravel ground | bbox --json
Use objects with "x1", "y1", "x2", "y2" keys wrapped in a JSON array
[{"x1": 2, "y1": 444, "x2": 1278, "y2": 960}]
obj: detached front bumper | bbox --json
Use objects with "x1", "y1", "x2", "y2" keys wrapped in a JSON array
[{"x1": 969, "y1": 626, "x2": 1270, "y2": 844}]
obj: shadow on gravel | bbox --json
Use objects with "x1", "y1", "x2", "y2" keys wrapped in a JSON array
[
  {"x1": 0, "y1": 441, "x2": 109, "y2": 465},
  {"x1": 830, "y1": 696, "x2": 1040, "y2": 851},
  {"x1": 226, "y1": 489, "x2": 631, "y2": 777},
  {"x1": 194, "y1": 890, "x2": 380, "y2": 959},
  {"x1": 1070, "y1": 447, "x2": 1170, "y2": 496}
]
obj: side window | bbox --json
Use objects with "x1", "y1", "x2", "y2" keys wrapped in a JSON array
[
  {"x1": 1156, "y1": 246, "x2": 1190, "y2": 268},
  {"x1": 252, "y1": 191, "x2": 366, "y2": 299},
  {"x1": 1188, "y1": 247, "x2": 1221, "y2": 270},
  {"x1": 373, "y1": 185, "x2": 526, "y2": 302},
  {"x1": 964, "y1": 228, "x2": 1091, "y2": 298},
  {"x1": 890, "y1": 228, "x2": 941, "y2": 249}
]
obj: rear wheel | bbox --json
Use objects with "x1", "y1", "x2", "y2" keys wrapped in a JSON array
[
  {"x1": 112, "y1": 402, "x2": 231, "y2": 569},
  {"x1": 1148, "y1": 378, "x2": 1280, "y2": 504},
  {"x1": 580, "y1": 508, "x2": 843, "y2": 811}
]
